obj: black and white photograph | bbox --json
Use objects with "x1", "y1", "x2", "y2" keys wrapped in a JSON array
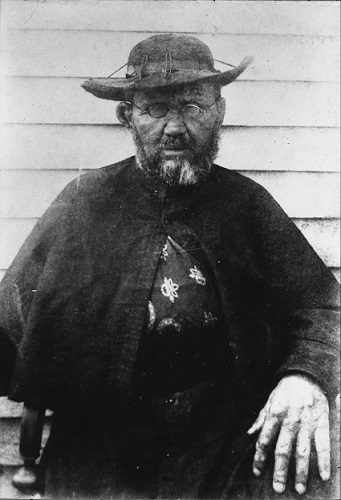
[{"x1": 0, "y1": 1, "x2": 339, "y2": 499}]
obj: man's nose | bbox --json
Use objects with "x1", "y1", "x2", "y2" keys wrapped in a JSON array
[{"x1": 163, "y1": 110, "x2": 187, "y2": 136}]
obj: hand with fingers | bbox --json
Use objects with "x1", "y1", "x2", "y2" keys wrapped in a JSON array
[{"x1": 247, "y1": 374, "x2": 330, "y2": 495}]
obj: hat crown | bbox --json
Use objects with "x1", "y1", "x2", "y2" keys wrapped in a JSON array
[
  {"x1": 126, "y1": 34, "x2": 216, "y2": 77},
  {"x1": 81, "y1": 34, "x2": 253, "y2": 101}
]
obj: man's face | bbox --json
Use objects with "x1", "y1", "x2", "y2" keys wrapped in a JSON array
[{"x1": 122, "y1": 83, "x2": 225, "y2": 186}]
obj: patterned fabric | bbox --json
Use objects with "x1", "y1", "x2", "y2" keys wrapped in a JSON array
[
  {"x1": 148, "y1": 235, "x2": 219, "y2": 329},
  {"x1": 160, "y1": 276, "x2": 179, "y2": 303},
  {"x1": 135, "y1": 234, "x2": 229, "y2": 396}
]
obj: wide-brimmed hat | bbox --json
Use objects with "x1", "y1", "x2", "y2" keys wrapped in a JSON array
[{"x1": 81, "y1": 34, "x2": 253, "y2": 101}]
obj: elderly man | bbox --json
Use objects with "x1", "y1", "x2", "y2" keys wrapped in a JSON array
[{"x1": 0, "y1": 34, "x2": 339, "y2": 499}]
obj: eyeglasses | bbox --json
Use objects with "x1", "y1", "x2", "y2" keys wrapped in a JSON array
[{"x1": 125, "y1": 100, "x2": 218, "y2": 119}]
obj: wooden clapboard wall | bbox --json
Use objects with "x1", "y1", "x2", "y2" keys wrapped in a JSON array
[
  {"x1": 0, "y1": 0, "x2": 340, "y2": 284},
  {"x1": 0, "y1": 0, "x2": 339, "y2": 481}
]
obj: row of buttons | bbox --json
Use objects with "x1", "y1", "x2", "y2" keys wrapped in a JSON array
[{"x1": 162, "y1": 195, "x2": 173, "y2": 226}]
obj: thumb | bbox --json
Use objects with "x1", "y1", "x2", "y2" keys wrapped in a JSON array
[{"x1": 247, "y1": 407, "x2": 266, "y2": 435}]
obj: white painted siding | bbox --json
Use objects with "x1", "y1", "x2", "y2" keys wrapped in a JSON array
[
  {"x1": 0, "y1": 0, "x2": 340, "y2": 283},
  {"x1": 0, "y1": 1, "x2": 340, "y2": 480}
]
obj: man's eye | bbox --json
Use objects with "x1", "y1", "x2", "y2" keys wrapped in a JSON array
[
  {"x1": 182, "y1": 104, "x2": 202, "y2": 118},
  {"x1": 148, "y1": 104, "x2": 168, "y2": 118}
]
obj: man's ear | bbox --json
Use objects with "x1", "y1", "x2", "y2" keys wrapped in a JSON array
[
  {"x1": 216, "y1": 97, "x2": 226, "y2": 126},
  {"x1": 116, "y1": 102, "x2": 133, "y2": 129}
]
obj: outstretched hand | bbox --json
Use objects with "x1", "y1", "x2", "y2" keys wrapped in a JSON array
[{"x1": 247, "y1": 374, "x2": 330, "y2": 495}]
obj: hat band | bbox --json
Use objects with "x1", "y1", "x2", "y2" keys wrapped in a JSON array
[
  {"x1": 108, "y1": 58, "x2": 235, "y2": 80},
  {"x1": 126, "y1": 67, "x2": 219, "y2": 79}
]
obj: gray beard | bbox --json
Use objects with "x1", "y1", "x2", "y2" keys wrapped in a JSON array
[{"x1": 131, "y1": 124, "x2": 221, "y2": 187}]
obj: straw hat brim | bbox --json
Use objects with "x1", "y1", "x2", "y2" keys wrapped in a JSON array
[{"x1": 81, "y1": 56, "x2": 253, "y2": 101}]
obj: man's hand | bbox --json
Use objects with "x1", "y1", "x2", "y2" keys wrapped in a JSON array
[{"x1": 247, "y1": 374, "x2": 330, "y2": 495}]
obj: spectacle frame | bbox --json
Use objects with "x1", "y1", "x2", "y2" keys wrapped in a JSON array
[{"x1": 125, "y1": 99, "x2": 219, "y2": 119}]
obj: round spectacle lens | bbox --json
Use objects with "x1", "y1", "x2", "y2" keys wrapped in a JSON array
[
  {"x1": 148, "y1": 103, "x2": 169, "y2": 118},
  {"x1": 146, "y1": 103, "x2": 205, "y2": 119},
  {"x1": 181, "y1": 104, "x2": 202, "y2": 119}
]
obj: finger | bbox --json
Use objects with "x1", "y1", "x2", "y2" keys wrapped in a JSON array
[
  {"x1": 273, "y1": 414, "x2": 300, "y2": 493},
  {"x1": 314, "y1": 416, "x2": 331, "y2": 481},
  {"x1": 252, "y1": 410, "x2": 282, "y2": 476},
  {"x1": 247, "y1": 408, "x2": 266, "y2": 435},
  {"x1": 294, "y1": 425, "x2": 312, "y2": 495}
]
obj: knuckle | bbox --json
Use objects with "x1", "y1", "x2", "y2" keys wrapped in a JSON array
[
  {"x1": 255, "y1": 440, "x2": 268, "y2": 455},
  {"x1": 296, "y1": 472, "x2": 308, "y2": 483},
  {"x1": 274, "y1": 437, "x2": 291, "y2": 455},
  {"x1": 254, "y1": 455, "x2": 265, "y2": 468},
  {"x1": 295, "y1": 461, "x2": 309, "y2": 477},
  {"x1": 257, "y1": 431, "x2": 273, "y2": 447},
  {"x1": 282, "y1": 420, "x2": 296, "y2": 432},
  {"x1": 274, "y1": 469, "x2": 286, "y2": 481},
  {"x1": 275, "y1": 438, "x2": 293, "y2": 456},
  {"x1": 268, "y1": 403, "x2": 284, "y2": 419},
  {"x1": 275, "y1": 448, "x2": 289, "y2": 459},
  {"x1": 301, "y1": 411, "x2": 313, "y2": 426},
  {"x1": 283, "y1": 417, "x2": 300, "y2": 434},
  {"x1": 287, "y1": 409, "x2": 301, "y2": 423},
  {"x1": 303, "y1": 401, "x2": 313, "y2": 411}
]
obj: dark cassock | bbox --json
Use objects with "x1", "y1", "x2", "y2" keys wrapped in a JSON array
[{"x1": 0, "y1": 34, "x2": 339, "y2": 499}]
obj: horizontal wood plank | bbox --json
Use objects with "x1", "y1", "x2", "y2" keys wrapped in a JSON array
[
  {"x1": 0, "y1": 217, "x2": 339, "y2": 270},
  {"x1": 293, "y1": 219, "x2": 340, "y2": 268},
  {"x1": 0, "y1": 219, "x2": 37, "y2": 269},
  {"x1": 2, "y1": 78, "x2": 339, "y2": 127},
  {"x1": 244, "y1": 171, "x2": 339, "y2": 219},
  {"x1": 0, "y1": 398, "x2": 23, "y2": 419},
  {"x1": 1, "y1": 124, "x2": 339, "y2": 173},
  {"x1": 0, "y1": 397, "x2": 53, "y2": 419},
  {"x1": 0, "y1": 170, "x2": 339, "y2": 219},
  {"x1": 2, "y1": 30, "x2": 339, "y2": 82},
  {"x1": 2, "y1": 1, "x2": 339, "y2": 36}
]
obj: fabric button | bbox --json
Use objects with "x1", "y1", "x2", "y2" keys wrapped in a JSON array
[{"x1": 157, "y1": 318, "x2": 181, "y2": 336}]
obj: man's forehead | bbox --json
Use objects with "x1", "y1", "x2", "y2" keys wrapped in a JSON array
[{"x1": 134, "y1": 82, "x2": 217, "y2": 103}]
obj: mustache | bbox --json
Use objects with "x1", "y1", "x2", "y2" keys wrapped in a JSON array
[{"x1": 160, "y1": 136, "x2": 195, "y2": 151}]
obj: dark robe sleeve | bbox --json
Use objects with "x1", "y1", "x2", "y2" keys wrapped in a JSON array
[
  {"x1": 249, "y1": 183, "x2": 340, "y2": 400},
  {"x1": 0, "y1": 182, "x2": 75, "y2": 400}
]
